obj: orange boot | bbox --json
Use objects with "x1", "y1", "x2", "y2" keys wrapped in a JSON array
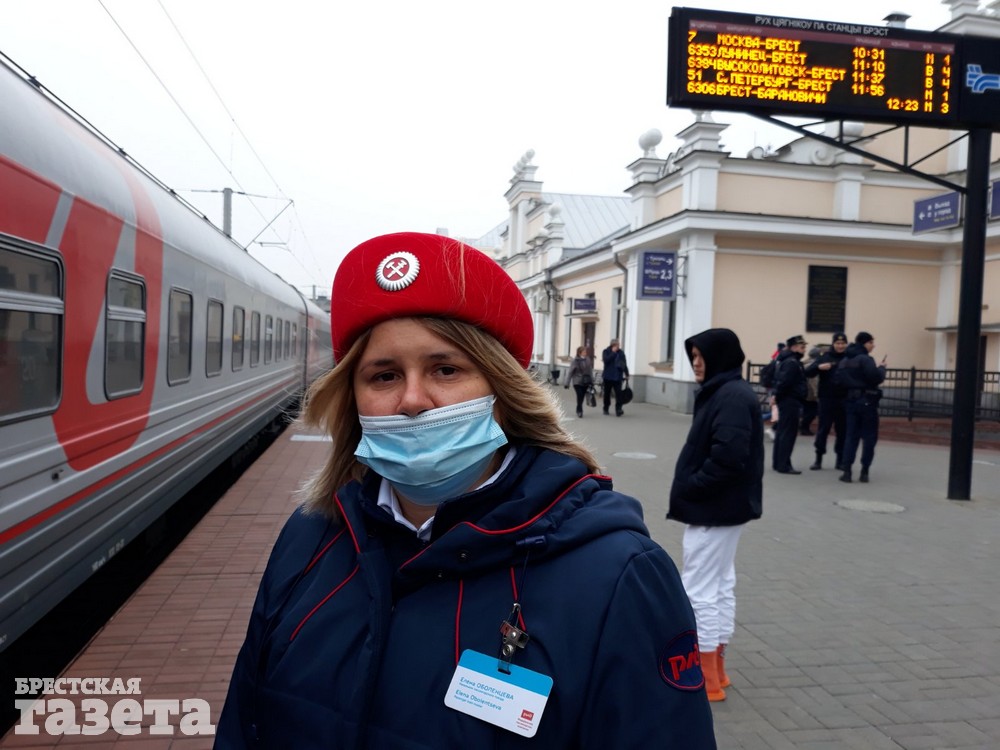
[
  {"x1": 700, "y1": 648, "x2": 726, "y2": 702},
  {"x1": 716, "y1": 644, "x2": 731, "y2": 688}
]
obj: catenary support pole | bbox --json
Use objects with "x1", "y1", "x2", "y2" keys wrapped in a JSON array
[{"x1": 948, "y1": 127, "x2": 991, "y2": 500}]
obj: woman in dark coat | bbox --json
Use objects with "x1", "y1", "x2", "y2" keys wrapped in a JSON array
[
  {"x1": 668, "y1": 328, "x2": 763, "y2": 702},
  {"x1": 217, "y1": 232, "x2": 717, "y2": 749},
  {"x1": 563, "y1": 346, "x2": 594, "y2": 417}
]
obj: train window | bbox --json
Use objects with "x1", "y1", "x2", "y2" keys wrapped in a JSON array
[
  {"x1": 291, "y1": 323, "x2": 298, "y2": 357},
  {"x1": 0, "y1": 245, "x2": 62, "y2": 421},
  {"x1": 264, "y1": 315, "x2": 273, "y2": 364},
  {"x1": 275, "y1": 317, "x2": 283, "y2": 362},
  {"x1": 284, "y1": 320, "x2": 291, "y2": 358},
  {"x1": 206, "y1": 299, "x2": 223, "y2": 377},
  {"x1": 232, "y1": 306, "x2": 245, "y2": 370},
  {"x1": 250, "y1": 311, "x2": 260, "y2": 367},
  {"x1": 167, "y1": 289, "x2": 192, "y2": 385},
  {"x1": 105, "y1": 272, "x2": 145, "y2": 398}
]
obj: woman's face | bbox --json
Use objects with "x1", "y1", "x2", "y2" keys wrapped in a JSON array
[{"x1": 353, "y1": 318, "x2": 493, "y2": 417}]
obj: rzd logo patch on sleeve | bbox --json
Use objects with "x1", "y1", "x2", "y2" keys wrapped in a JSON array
[{"x1": 658, "y1": 631, "x2": 705, "y2": 691}]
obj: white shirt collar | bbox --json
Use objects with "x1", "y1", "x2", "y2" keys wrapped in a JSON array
[{"x1": 376, "y1": 446, "x2": 517, "y2": 542}]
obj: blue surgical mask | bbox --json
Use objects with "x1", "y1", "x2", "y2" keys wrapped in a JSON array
[{"x1": 355, "y1": 395, "x2": 509, "y2": 505}]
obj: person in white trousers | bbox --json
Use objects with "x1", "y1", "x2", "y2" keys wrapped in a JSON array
[{"x1": 668, "y1": 328, "x2": 764, "y2": 701}]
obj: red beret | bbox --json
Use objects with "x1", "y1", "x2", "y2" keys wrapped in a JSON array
[{"x1": 331, "y1": 232, "x2": 533, "y2": 367}]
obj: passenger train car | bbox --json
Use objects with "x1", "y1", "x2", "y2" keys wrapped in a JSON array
[{"x1": 0, "y1": 55, "x2": 333, "y2": 652}]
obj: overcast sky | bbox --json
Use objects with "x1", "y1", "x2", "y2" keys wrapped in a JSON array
[{"x1": 1, "y1": 0, "x2": 957, "y2": 295}]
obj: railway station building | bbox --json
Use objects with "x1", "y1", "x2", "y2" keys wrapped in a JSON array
[{"x1": 468, "y1": 0, "x2": 1000, "y2": 412}]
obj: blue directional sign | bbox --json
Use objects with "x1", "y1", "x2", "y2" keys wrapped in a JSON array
[
  {"x1": 639, "y1": 251, "x2": 676, "y2": 300},
  {"x1": 913, "y1": 192, "x2": 961, "y2": 234}
]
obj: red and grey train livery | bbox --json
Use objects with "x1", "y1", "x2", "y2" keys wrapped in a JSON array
[{"x1": 0, "y1": 55, "x2": 333, "y2": 652}]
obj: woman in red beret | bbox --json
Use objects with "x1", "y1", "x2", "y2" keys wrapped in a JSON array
[{"x1": 217, "y1": 233, "x2": 716, "y2": 749}]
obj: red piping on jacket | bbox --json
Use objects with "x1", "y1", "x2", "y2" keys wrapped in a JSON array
[
  {"x1": 289, "y1": 565, "x2": 359, "y2": 641},
  {"x1": 304, "y1": 527, "x2": 347, "y2": 574},
  {"x1": 318, "y1": 476, "x2": 609, "y2": 653},
  {"x1": 397, "y1": 473, "x2": 606, "y2": 571},
  {"x1": 285, "y1": 495, "x2": 365, "y2": 641},
  {"x1": 334, "y1": 494, "x2": 363, "y2": 554}
]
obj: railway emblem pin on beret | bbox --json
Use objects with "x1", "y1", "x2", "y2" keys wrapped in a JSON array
[{"x1": 375, "y1": 251, "x2": 420, "y2": 292}]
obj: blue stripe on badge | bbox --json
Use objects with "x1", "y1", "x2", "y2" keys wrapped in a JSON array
[{"x1": 458, "y1": 650, "x2": 553, "y2": 696}]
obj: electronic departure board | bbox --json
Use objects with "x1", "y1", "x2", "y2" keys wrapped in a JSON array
[{"x1": 667, "y1": 7, "x2": 964, "y2": 126}]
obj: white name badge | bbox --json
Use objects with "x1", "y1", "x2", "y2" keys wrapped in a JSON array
[{"x1": 444, "y1": 649, "x2": 553, "y2": 738}]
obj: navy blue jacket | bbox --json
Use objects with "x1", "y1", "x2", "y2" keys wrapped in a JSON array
[
  {"x1": 804, "y1": 348, "x2": 848, "y2": 399},
  {"x1": 835, "y1": 343, "x2": 886, "y2": 396},
  {"x1": 216, "y1": 445, "x2": 716, "y2": 749},
  {"x1": 668, "y1": 368, "x2": 764, "y2": 527},
  {"x1": 773, "y1": 349, "x2": 807, "y2": 402},
  {"x1": 601, "y1": 347, "x2": 628, "y2": 382}
]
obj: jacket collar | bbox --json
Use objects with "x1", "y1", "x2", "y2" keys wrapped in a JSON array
[
  {"x1": 695, "y1": 367, "x2": 742, "y2": 402},
  {"x1": 334, "y1": 445, "x2": 641, "y2": 582}
]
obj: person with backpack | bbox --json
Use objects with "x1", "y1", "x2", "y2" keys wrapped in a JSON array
[
  {"x1": 771, "y1": 335, "x2": 808, "y2": 474},
  {"x1": 804, "y1": 332, "x2": 849, "y2": 471},
  {"x1": 836, "y1": 331, "x2": 887, "y2": 483}
]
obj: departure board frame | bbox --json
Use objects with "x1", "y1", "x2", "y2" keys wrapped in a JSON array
[{"x1": 667, "y1": 7, "x2": 964, "y2": 127}]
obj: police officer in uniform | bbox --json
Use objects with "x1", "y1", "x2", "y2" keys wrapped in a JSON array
[
  {"x1": 837, "y1": 331, "x2": 886, "y2": 483},
  {"x1": 772, "y1": 335, "x2": 808, "y2": 474},
  {"x1": 805, "y1": 332, "x2": 849, "y2": 471}
]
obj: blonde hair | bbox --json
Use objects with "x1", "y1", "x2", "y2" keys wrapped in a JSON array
[{"x1": 298, "y1": 317, "x2": 599, "y2": 517}]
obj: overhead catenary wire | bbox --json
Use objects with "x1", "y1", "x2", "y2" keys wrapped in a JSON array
[
  {"x1": 154, "y1": 0, "x2": 330, "y2": 282},
  {"x1": 95, "y1": 0, "x2": 284, "y2": 247},
  {"x1": 155, "y1": 0, "x2": 288, "y2": 200},
  {"x1": 97, "y1": 0, "x2": 330, "y2": 287},
  {"x1": 181, "y1": 189, "x2": 328, "y2": 283},
  {"x1": 95, "y1": 1, "x2": 248, "y2": 198},
  {"x1": 151, "y1": 3, "x2": 332, "y2": 282}
]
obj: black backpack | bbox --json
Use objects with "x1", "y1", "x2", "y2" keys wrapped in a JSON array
[{"x1": 759, "y1": 359, "x2": 778, "y2": 388}]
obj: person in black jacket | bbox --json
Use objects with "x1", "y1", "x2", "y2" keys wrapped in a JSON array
[
  {"x1": 668, "y1": 328, "x2": 764, "y2": 703},
  {"x1": 772, "y1": 335, "x2": 808, "y2": 474},
  {"x1": 837, "y1": 331, "x2": 887, "y2": 483},
  {"x1": 805, "y1": 332, "x2": 849, "y2": 471},
  {"x1": 601, "y1": 338, "x2": 629, "y2": 416}
]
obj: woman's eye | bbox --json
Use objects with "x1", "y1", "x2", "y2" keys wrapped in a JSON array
[
  {"x1": 436, "y1": 365, "x2": 459, "y2": 377},
  {"x1": 372, "y1": 371, "x2": 397, "y2": 383}
]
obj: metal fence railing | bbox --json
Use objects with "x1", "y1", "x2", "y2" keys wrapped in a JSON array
[{"x1": 746, "y1": 362, "x2": 1000, "y2": 422}]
